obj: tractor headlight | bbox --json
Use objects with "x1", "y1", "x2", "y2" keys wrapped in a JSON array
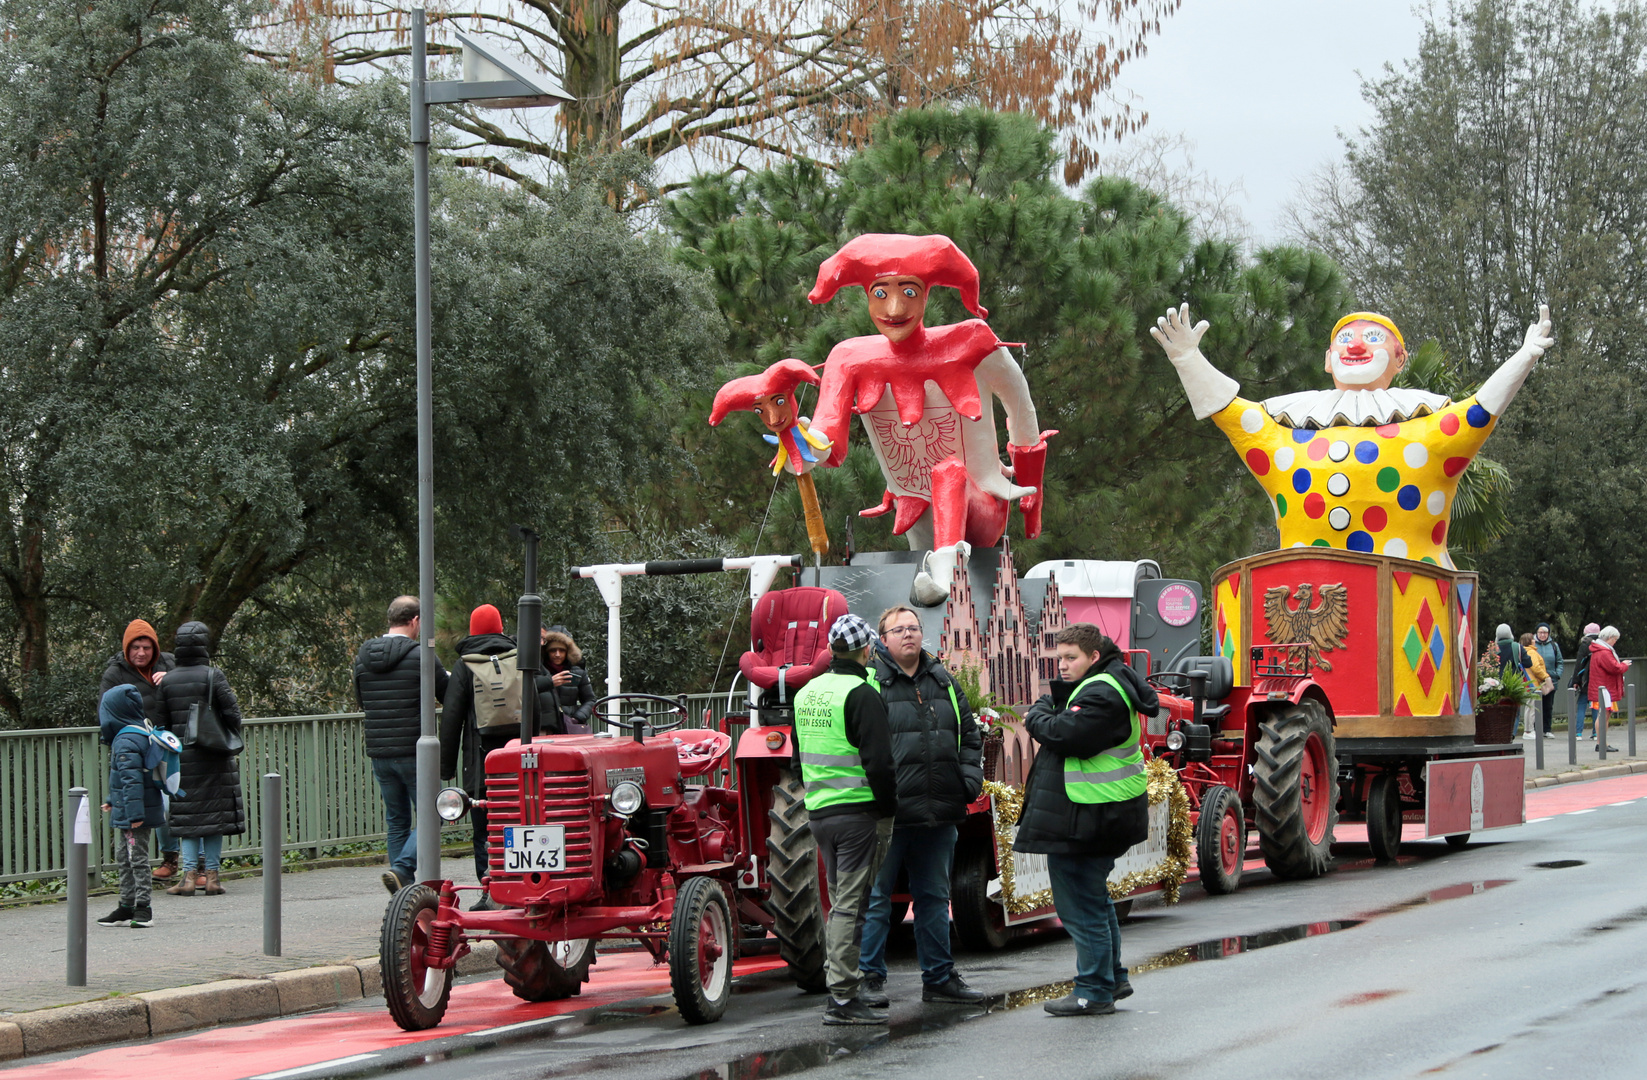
[
  {"x1": 609, "y1": 780, "x2": 645, "y2": 816},
  {"x1": 435, "y1": 787, "x2": 470, "y2": 822},
  {"x1": 1165, "y1": 729, "x2": 1187, "y2": 752}
]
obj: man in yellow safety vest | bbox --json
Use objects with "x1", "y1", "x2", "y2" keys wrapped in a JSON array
[
  {"x1": 1014, "y1": 622, "x2": 1158, "y2": 1016},
  {"x1": 793, "y1": 612, "x2": 898, "y2": 1025}
]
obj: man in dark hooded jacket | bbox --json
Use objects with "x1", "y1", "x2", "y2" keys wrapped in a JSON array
[
  {"x1": 1015, "y1": 623, "x2": 1157, "y2": 1017},
  {"x1": 98, "y1": 686, "x2": 166, "y2": 928},
  {"x1": 354, "y1": 595, "x2": 449, "y2": 892},
  {"x1": 440, "y1": 604, "x2": 517, "y2": 888}
]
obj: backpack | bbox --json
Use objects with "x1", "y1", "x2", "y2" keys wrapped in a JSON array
[
  {"x1": 1571, "y1": 642, "x2": 1594, "y2": 694},
  {"x1": 464, "y1": 650, "x2": 522, "y2": 730},
  {"x1": 119, "y1": 722, "x2": 184, "y2": 798}
]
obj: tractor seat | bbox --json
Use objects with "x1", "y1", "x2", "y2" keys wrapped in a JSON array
[
  {"x1": 670, "y1": 728, "x2": 734, "y2": 778},
  {"x1": 1182, "y1": 655, "x2": 1235, "y2": 701},
  {"x1": 738, "y1": 585, "x2": 850, "y2": 702}
]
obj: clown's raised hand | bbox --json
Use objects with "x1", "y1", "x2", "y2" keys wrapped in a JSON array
[
  {"x1": 1150, "y1": 304, "x2": 1210, "y2": 363},
  {"x1": 1151, "y1": 303, "x2": 1239, "y2": 421},
  {"x1": 1520, "y1": 304, "x2": 1554, "y2": 361},
  {"x1": 1479, "y1": 304, "x2": 1554, "y2": 416}
]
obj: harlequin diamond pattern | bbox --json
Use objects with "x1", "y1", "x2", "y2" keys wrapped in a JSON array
[
  {"x1": 1417, "y1": 653, "x2": 1436, "y2": 696},
  {"x1": 1429, "y1": 626, "x2": 1446, "y2": 667},
  {"x1": 1416, "y1": 598, "x2": 1435, "y2": 641},
  {"x1": 1402, "y1": 626, "x2": 1425, "y2": 671}
]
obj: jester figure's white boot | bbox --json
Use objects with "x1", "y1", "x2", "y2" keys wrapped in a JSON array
[{"x1": 911, "y1": 542, "x2": 970, "y2": 606}]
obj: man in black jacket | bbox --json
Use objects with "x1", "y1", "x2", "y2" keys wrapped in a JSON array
[
  {"x1": 440, "y1": 604, "x2": 517, "y2": 889},
  {"x1": 858, "y1": 605, "x2": 985, "y2": 1006},
  {"x1": 354, "y1": 595, "x2": 449, "y2": 893},
  {"x1": 1014, "y1": 623, "x2": 1157, "y2": 1016}
]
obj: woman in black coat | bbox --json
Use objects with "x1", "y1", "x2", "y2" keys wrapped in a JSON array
[
  {"x1": 158, "y1": 621, "x2": 245, "y2": 896},
  {"x1": 537, "y1": 625, "x2": 596, "y2": 734}
]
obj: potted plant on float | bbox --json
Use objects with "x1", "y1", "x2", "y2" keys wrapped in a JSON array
[{"x1": 1474, "y1": 655, "x2": 1534, "y2": 744}]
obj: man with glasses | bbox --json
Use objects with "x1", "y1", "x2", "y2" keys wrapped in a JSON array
[{"x1": 857, "y1": 605, "x2": 986, "y2": 1007}]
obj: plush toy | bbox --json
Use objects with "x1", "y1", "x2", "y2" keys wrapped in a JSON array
[
  {"x1": 1152, "y1": 303, "x2": 1553, "y2": 567},
  {"x1": 807, "y1": 234, "x2": 1054, "y2": 603}
]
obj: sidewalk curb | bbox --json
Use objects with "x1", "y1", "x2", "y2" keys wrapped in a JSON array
[
  {"x1": 1524, "y1": 759, "x2": 1647, "y2": 790},
  {"x1": 0, "y1": 940, "x2": 499, "y2": 1060}
]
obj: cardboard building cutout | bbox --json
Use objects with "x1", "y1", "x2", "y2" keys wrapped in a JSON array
[
  {"x1": 1151, "y1": 303, "x2": 1553, "y2": 568},
  {"x1": 807, "y1": 234, "x2": 1054, "y2": 603}
]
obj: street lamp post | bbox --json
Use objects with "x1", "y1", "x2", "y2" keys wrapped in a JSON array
[{"x1": 411, "y1": 8, "x2": 570, "y2": 884}]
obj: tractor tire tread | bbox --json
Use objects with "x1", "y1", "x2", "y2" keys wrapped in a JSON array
[
  {"x1": 1252, "y1": 700, "x2": 1338, "y2": 881},
  {"x1": 765, "y1": 768, "x2": 828, "y2": 993}
]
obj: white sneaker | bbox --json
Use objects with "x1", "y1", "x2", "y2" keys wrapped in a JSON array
[{"x1": 1523, "y1": 732, "x2": 1535, "y2": 739}]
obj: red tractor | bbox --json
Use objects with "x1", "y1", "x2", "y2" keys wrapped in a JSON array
[{"x1": 381, "y1": 555, "x2": 836, "y2": 1031}]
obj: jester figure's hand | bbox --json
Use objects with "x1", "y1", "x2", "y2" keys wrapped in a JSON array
[
  {"x1": 1149, "y1": 304, "x2": 1210, "y2": 363},
  {"x1": 1479, "y1": 303, "x2": 1553, "y2": 417}
]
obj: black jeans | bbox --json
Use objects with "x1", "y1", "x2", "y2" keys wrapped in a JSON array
[{"x1": 1540, "y1": 690, "x2": 1555, "y2": 735}]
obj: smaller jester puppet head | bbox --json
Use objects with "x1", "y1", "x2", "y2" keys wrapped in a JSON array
[
  {"x1": 1326, "y1": 312, "x2": 1408, "y2": 390},
  {"x1": 708, "y1": 358, "x2": 833, "y2": 475},
  {"x1": 808, "y1": 233, "x2": 988, "y2": 344}
]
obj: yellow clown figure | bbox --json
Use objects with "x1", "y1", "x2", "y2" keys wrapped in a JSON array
[{"x1": 1151, "y1": 304, "x2": 1553, "y2": 568}]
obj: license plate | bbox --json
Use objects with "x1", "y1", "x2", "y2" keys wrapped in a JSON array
[{"x1": 503, "y1": 825, "x2": 566, "y2": 872}]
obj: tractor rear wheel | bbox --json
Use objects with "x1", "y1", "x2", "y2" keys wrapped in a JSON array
[
  {"x1": 380, "y1": 884, "x2": 452, "y2": 1031},
  {"x1": 1366, "y1": 770, "x2": 1403, "y2": 863},
  {"x1": 669, "y1": 876, "x2": 734, "y2": 1024},
  {"x1": 1253, "y1": 699, "x2": 1338, "y2": 880},
  {"x1": 765, "y1": 767, "x2": 828, "y2": 993},
  {"x1": 1196, "y1": 785, "x2": 1246, "y2": 895},
  {"x1": 951, "y1": 837, "x2": 1010, "y2": 951},
  {"x1": 495, "y1": 934, "x2": 593, "y2": 1002}
]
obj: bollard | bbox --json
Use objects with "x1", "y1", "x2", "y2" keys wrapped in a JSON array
[
  {"x1": 1535, "y1": 702, "x2": 1545, "y2": 771},
  {"x1": 1630, "y1": 683, "x2": 1638, "y2": 759},
  {"x1": 66, "y1": 787, "x2": 89, "y2": 986},
  {"x1": 1569, "y1": 686, "x2": 1579, "y2": 766},
  {"x1": 263, "y1": 773, "x2": 282, "y2": 957},
  {"x1": 1600, "y1": 695, "x2": 1609, "y2": 760}
]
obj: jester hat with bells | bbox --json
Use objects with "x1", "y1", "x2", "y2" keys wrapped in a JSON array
[{"x1": 807, "y1": 233, "x2": 989, "y2": 319}]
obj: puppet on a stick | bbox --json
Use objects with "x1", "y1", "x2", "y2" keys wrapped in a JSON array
[{"x1": 708, "y1": 358, "x2": 833, "y2": 560}]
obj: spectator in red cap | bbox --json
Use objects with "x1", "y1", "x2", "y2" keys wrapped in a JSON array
[{"x1": 440, "y1": 604, "x2": 518, "y2": 894}]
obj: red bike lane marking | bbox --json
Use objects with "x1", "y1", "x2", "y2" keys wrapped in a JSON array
[{"x1": 5, "y1": 953, "x2": 789, "y2": 1080}]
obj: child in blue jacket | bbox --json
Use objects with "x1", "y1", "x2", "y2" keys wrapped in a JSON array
[{"x1": 98, "y1": 685, "x2": 165, "y2": 928}]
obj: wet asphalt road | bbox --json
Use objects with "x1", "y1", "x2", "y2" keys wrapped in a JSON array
[{"x1": 292, "y1": 800, "x2": 1647, "y2": 1080}]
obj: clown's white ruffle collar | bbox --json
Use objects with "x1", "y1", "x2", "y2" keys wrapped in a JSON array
[{"x1": 1262, "y1": 387, "x2": 1453, "y2": 429}]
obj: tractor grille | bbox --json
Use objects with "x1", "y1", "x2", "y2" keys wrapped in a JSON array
[{"x1": 484, "y1": 770, "x2": 595, "y2": 878}]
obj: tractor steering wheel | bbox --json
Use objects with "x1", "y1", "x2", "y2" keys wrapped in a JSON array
[{"x1": 592, "y1": 693, "x2": 689, "y2": 738}]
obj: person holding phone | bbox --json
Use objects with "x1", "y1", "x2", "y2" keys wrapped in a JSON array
[{"x1": 537, "y1": 625, "x2": 595, "y2": 734}]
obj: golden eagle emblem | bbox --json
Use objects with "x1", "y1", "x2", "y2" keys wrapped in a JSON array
[{"x1": 1262, "y1": 583, "x2": 1350, "y2": 672}]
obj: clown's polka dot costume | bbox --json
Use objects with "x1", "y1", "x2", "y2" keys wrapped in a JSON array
[{"x1": 1213, "y1": 395, "x2": 1496, "y2": 568}]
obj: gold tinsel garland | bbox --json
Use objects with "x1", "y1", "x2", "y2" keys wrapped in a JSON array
[{"x1": 983, "y1": 757, "x2": 1193, "y2": 913}]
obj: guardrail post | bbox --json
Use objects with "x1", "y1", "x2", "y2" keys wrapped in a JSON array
[
  {"x1": 1630, "y1": 683, "x2": 1638, "y2": 759},
  {"x1": 66, "y1": 787, "x2": 88, "y2": 986},
  {"x1": 1569, "y1": 687, "x2": 1579, "y2": 766},
  {"x1": 1534, "y1": 700, "x2": 1544, "y2": 771},
  {"x1": 263, "y1": 773, "x2": 282, "y2": 956}
]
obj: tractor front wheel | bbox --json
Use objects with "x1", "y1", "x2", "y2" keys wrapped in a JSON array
[
  {"x1": 496, "y1": 934, "x2": 593, "y2": 1002},
  {"x1": 1196, "y1": 785, "x2": 1246, "y2": 895},
  {"x1": 765, "y1": 767, "x2": 828, "y2": 993},
  {"x1": 1253, "y1": 699, "x2": 1338, "y2": 880},
  {"x1": 380, "y1": 885, "x2": 453, "y2": 1031},
  {"x1": 951, "y1": 837, "x2": 1010, "y2": 951},
  {"x1": 670, "y1": 876, "x2": 734, "y2": 1024},
  {"x1": 1366, "y1": 770, "x2": 1403, "y2": 863}
]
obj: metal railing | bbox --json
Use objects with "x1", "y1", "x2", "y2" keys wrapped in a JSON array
[{"x1": 1, "y1": 692, "x2": 738, "y2": 887}]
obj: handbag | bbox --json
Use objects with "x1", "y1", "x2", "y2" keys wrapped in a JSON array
[
  {"x1": 185, "y1": 668, "x2": 243, "y2": 756},
  {"x1": 1538, "y1": 676, "x2": 1555, "y2": 695}
]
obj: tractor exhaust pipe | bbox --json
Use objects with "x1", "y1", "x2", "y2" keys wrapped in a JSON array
[{"x1": 512, "y1": 524, "x2": 541, "y2": 747}]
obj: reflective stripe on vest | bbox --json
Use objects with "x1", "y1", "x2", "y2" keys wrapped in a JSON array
[
  {"x1": 1063, "y1": 672, "x2": 1148, "y2": 804},
  {"x1": 793, "y1": 671, "x2": 876, "y2": 811}
]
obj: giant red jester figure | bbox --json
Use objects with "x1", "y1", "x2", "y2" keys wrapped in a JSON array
[{"x1": 808, "y1": 234, "x2": 1054, "y2": 603}]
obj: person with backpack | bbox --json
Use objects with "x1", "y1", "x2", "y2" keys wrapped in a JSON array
[
  {"x1": 1014, "y1": 623, "x2": 1157, "y2": 1017},
  {"x1": 99, "y1": 619, "x2": 181, "y2": 880},
  {"x1": 354, "y1": 595, "x2": 450, "y2": 893},
  {"x1": 440, "y1": 604, "x2": 519, "y2": 889},
  {"x1": 1532, "y1": 623, "x2": 1565, "y2": 736},
  {"x1": 1571, "y1": 623, "x2": 1601, "y2": 737},
  {"x1": 537, "y1": 625, "x2": 595, "y2": 735},
  {"x1": 159, "y1": 621, "x2": 245, "y2": 897},
  {"x1": 97, "y1": 686, "x2": 168, "y2": 928}
]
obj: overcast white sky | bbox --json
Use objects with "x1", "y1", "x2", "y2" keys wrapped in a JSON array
[{"x1": 1111, "y1": 0, "x2": 1428, "y2": 242}]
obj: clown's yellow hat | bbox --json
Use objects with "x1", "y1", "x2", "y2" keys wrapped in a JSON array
[{"x1": 1330, "y1": 311, "x2": 1405, "y2": 351}]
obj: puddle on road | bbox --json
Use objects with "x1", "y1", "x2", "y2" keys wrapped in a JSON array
[
  {"x1": 315, "y1": 878, "x2": 1519, "y2": 1080},
  {"x1": 1534, "y1": 859, "x2": 1586, "y2": 869}
]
